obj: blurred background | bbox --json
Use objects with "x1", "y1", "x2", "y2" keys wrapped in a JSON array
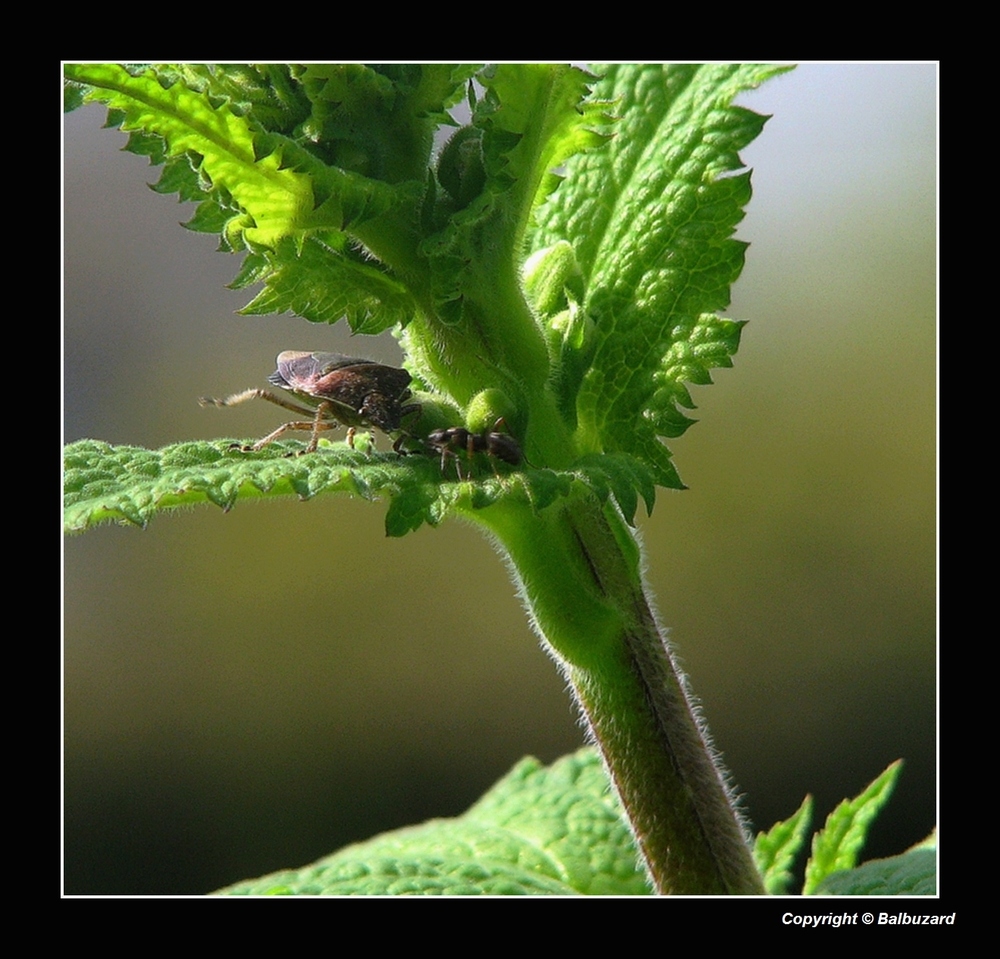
[{"x1": 63, "y1": 64, "x2": 936, "y2": 894}]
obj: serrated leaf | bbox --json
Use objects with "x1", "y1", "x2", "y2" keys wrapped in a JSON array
[
  {"x1": 64, "y1": 63, "x2": 315, "y2": 249},
  {"x1": 481, "y1": 65, "x2": 607, "y2": 214},
  {"x1": 154, "y1": 64, "x2": 313, "y2": 133},
  {"x1": 183, "y1": 198, "x2": 235, "y2": 235},
  {"x1": 64, "y1": 64, "x2": 432, "y2": 262},
  {"x1": 816, "y1": 844, "x2": 936, "y2": 896},
  {"x1": 574, "y1": 453, "x2": 659, "y2": 524},
  {"x1": 803, "y1": 760, "x2": 902, "y2": 895},
  {"x1": 64, "y1": 438, "x2": 592, "y2": 538},
  {"x1": 214, "y1": 747, "x2": 651, "y2": 896},
  {"x1": 530, "y1": 64, "x2": 790, "y2": 488},
  {"x1": 237, "y1": 235, "x2": 417, "y2": 333},
  {"x1": 294, "y1": 64, "x2": 472, "y2": 182},
  {"x1": 383, "y1": 482, "x2": 440, "y2": 537},
  {"x1": 149, "y1": 154, "x2": 208, "y2": 202},
  {"x1": 63, "y1": 439, "x2": 377, "y2": 531},
  {"x1": 124, "y1": 128, "x2": 169, "y2": 165},
  {"x1": 415, "y1": 66, "x2": 604, "y2": 398},
  {"x1": 64, "y1": 79, "x2": 86, "y2": 113},
  {"x1": 753, "y1": 795, "x2": 813, "y2": 895}
]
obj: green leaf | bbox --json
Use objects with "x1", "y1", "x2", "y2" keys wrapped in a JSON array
[
  {"x1": 64, "y1": 64, "x2": 478, "y2": 337},
  {"x1": 480, "y1": 65, "x2": 607, "y2": 226},
  {"x1": 235, "y1": 235, "x2": 419, "y2": 334},
  {"x1": 63, "y1": 438, "x2": 583, "y2": 538},
  {"x1": 410, "y1": 67, "x2": 603, "y2": 402},
  {"x1": 753, "y1": 794, "x2": 813, "y2": 895},
  {"x1": 214, "y1": 748, "x2": 651, "y2": 895},
  {"x1": 803, "y1": 760, "x2": 903, "y2": 894},
  {"x1": 530, "y1": 64, "x2": 790, "y2": 490},
  {"x1": 63, "y1": 438, "x2": 382, "y2": 530},
  {"x1": 816, "y1": 838, "x2": 936, "y2": 896},
  {"x1": 572, "y1": 453, "x2": 659, "y2": 524},
  {"x1": 64, "y1": 63, "x2": 316, "y2": 249},
  {"x1": 291, "y1": 64, "x2": 472, "y2": 182}
]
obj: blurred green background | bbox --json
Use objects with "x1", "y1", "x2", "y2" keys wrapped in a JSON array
[{"x1": 63, "y1": 64, "x2": 936, "y2": 894}]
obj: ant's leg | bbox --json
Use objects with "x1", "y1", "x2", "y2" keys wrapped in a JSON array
[{"x1": 438, "y1": 447, "x2": 465, "y2": 480}]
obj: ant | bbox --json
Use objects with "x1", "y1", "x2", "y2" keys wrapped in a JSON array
[{"x1": 426, "y1": 418, "x2": 524, "y2": 480}]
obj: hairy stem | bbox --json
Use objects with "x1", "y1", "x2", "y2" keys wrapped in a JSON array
[{"x1": 479, "y1": 491, "x2": 764, "y2": 894}]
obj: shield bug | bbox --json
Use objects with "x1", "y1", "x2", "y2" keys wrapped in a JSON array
[
  {"x1": 427, "y1": 418, "x2": 524, "y2": 480},
  {"x1": 200, "y1": 351, "x2": 419, "y2": 454}
]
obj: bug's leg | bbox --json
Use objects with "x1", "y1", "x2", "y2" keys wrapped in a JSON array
[
  {"x1": 199, "y1": 388, "x2": 318, "y2": 418},
  {"x1": 306, "y1": 402, "x2": 335, "y2": 454},
  {"x1": 242, "y1": 420, "x2": 327, "y2": 451},
  {"x1": 345, "y1": 426, "x2": 356, "y2": 449}
]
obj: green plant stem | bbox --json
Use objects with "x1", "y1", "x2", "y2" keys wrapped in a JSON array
[{"x1": 478, "y1": 489, "x2": 764, "y2": 895}]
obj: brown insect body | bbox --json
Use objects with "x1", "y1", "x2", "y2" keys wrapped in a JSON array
[
  {"x1": 270, "y1": 351, "x2": 415, "y2": 436},
  {"x1": 200, "y1": 351, "x2": 418, "y2": 454}
]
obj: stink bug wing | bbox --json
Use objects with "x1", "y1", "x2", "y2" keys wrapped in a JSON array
[
  {"x1": 365, "y1": 364, "x2": 411, "y2": 397},
  {"x1": 311, "y1": 352, "x2": 412, "y2": 399},
  {"x1": 312, "y1": 366, "x2": 413, "y2": 430},
  {"x1": 312, "y1": 368, "x2": 382, "y2": 407},
  {"x1": 268, "y1": 350, "x2": 414, "y2": 435},
  {"x1": 273, "y1": 352, "x2": 410, "y2": 398},
  {"x1": 311, "y1": 352, "x2": 378, "y2": 374},
  {"x1": 270, "y1": 351, "x2": 325, "y2": 395},
  {"x1": 270, "y1": 352, "x2": 380, "y2": 399},
  {"x1": 311, "y1": 362, "x2": 411, "y2": 405}
]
